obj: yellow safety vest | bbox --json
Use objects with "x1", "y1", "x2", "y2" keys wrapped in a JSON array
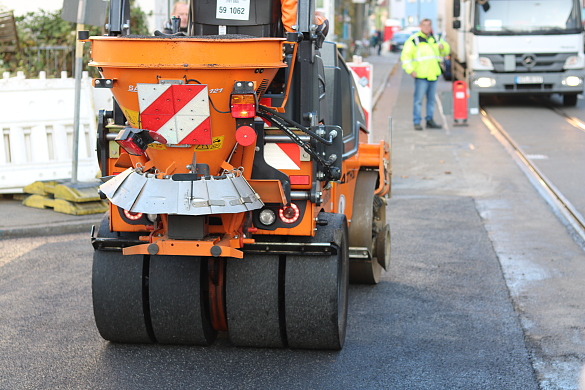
[{"x1": 401, "y1": 32, "x2": 450, "y2": 81}]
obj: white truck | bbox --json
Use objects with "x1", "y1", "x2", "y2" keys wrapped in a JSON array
[{"x1": 445, "y1": 0, "x2": 585, "y2": 107}]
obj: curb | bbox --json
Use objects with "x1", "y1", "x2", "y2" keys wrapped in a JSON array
[
  {"x1": 0, "y1": 219, "x2": 100, "y2": 240},
  {"x1": 373, "y1": 60, "x2": 400, "y2": 109}
]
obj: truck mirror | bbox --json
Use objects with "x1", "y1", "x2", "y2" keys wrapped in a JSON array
[
  {"x1": 477, "y1": 0, "x2": 490, "y2": 12},
  {"x1": 453, "y1": 20, "x2": 461, "y2": 29},
  {"x1": 454, "y1": 0, "x2": 461, "y2": 18}
]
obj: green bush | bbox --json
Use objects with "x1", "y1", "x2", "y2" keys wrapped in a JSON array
[{"x1": 1, "y1": 1, "x2": 150, "y2": 78}]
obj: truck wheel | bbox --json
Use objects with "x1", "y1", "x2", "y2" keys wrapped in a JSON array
[
  {"x1": 149, "y1": 255, "x2": 216, "y2": 345},
  {"x1": 285, "y1": 213, "x2": 349, "y2": 350},
  {"x1": 563, "y1": 94, "x2": 578, "y2": 107},
  {"x1": 348, "y1": 170, "x2": 383, "y2": 284},
  {"x1": 92, "y1": 250, "x2": 153, "y2": 343},
  {"x1": 225, "y1": 255, "x2": 284, "y2": 348}
]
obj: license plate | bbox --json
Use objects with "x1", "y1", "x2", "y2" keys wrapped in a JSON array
[
  {"x1": 216, "y1": 0, "x2": 251, "y2": 21},
  {"x1": 515, "y1": 76, "x2": 543, "y2": 84}
]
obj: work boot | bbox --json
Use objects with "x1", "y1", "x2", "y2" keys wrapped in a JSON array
[
  {"x1": 426, "y1": 119, "x2": 442, "y2": 129},
  {"x1": 414, "y1": 123, "x2": 423, "y2": 131}
]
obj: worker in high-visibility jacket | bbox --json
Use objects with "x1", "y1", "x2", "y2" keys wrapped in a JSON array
[
  {"x1": 401, "y1": 19, "x2": 450, "y2": 130},
  {"x1": 281, "y1": 0, "x2": 329, "y2": 36}
]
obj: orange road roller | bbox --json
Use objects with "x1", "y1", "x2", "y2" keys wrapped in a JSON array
[{"x1": 89, "y1": 0, "x2": 390, "y2": 349}]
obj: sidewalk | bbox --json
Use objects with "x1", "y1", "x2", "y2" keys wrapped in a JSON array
[
  {"x1": 0, "y1": 195, "x2": 102, "y2": 239},
  {"x1": 371, "y1": 51, "x2": 487, "y2": 197},
  {"x1": 371, "y1": 49, "x2": 585, "y2": 388},
  {"x1": 366, "y1": 52, "x2": 401, "y2": 110},
  {"x1": 0, "y1": 51, "x2": 401, "y2": 240}
]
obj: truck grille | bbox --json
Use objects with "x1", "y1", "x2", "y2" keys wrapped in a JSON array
[
  {"x1": 483, "y1": 53, "x2": 574, "y2": 73},
  {"x1": 504, "y1": 83, "x2": 554, "y2": 91}
]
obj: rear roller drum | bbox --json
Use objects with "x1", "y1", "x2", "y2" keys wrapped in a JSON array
[
  {"x1": 225, "y1": 254, "x2": 284, "y2": 348},
  {"x1": 92, "y1": 249, "x2": 153, "y2": 343},
  {"x1": 149, "y1": 255, "x2": 216, "y2": 345},
  {"x1": 285, "y1": 213, "x2": 349, "y2": 350},
  {"x1": 92, "y1": 212, "x2": 152, "y2": 343}
]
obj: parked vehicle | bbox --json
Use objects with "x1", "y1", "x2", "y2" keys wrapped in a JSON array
[
  {"x1": 390, "y1": 28, "x2": 419, "y2": 52},
  {"x1": 445, "y1": 0, "x2": 585, "y2": 106},
  {"x1": 442, "y1": 55, "x2": 452, "y2": 80},
  {"x1": 384, "y1": 19, "x2": 401, "y2": 43}
]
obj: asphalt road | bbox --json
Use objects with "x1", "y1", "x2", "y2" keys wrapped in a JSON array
[{"x1": 0, "y1": 195, "x2": 539, "y2": 389}]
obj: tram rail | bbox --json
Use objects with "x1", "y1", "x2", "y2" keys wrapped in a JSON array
[
  {"x1": 480, "y1": 106, "x2": 585, "y2": 247},
  {"x1": 541, "y1": 101, "x2": 585, "y2": 135}
]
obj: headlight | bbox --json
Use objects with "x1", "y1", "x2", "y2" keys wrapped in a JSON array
[
  {"x1": 562, "y1": 76, "x2": 582, "y2": 87},
  {"x1": 474, "y1": 77, "x2": 496, "y2": 88},
  {"x1": 258, "y1": 209, "x2": 276, "y2": 226},
  {"x1": 564, "y1": 55, "x2": 584, "y2": 69}
]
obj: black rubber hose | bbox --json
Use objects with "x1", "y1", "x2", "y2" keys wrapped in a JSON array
[{"x1": 258, "y1": 106, "x2": 333, "y2": 145}]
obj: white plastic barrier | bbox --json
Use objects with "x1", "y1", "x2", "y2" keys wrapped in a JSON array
[
  {"x1": 0, "y1": 71, "x2": 100, "y2": 193},
  {"x1": 92, "y1": 85, "x2": 114, "y2": 117},
  {"x1": 347, "y1": 57, "x2": 373, "y2": 141}
]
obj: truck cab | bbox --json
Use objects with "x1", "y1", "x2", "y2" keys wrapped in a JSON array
[{"x1": 446, "y1": 0, "x2": 585, "y2": 106}]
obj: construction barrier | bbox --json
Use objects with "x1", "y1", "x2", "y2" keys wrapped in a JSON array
[
  {"x1": 0, "y1": 71, "x2": 100, "y2": 194},
  {"x1": 347, "y1": 57, "x2": 373, "y2": 141}
]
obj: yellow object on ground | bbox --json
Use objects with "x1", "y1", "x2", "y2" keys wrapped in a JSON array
[
  {"x1": 23, "y1": 180, "x2": 62, "y2": 196},
  {"x1": 22, "y1": 180, "x2": 107, "y2": 215},
  {"x1": 53, "y1": 183, "x2": 102, "y2": 202},
  {"x1": 22, "y1": 194, "x2": 108, "y2": 215}
]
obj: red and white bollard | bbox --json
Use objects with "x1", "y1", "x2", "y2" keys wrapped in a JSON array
[
  {"x1": 453, "y1": 80, "x2": 468, "y2": 126},
  {"x1": 348, "y1": 57, "x2": 373, "y2": 139}
]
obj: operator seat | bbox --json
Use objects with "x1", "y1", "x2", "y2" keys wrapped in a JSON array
[{"x1": 189, "y1": 0, "x2": 283, "y2": 37}]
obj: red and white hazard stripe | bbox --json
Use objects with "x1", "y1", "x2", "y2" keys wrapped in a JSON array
[
  {"x1": 137, "y1": 84, "x2": 212, "y2": 145},
  {"x1": 264, "y1": 143, "x2": 301, "y2": 170},
  {"x1": 348, "y1": 62, "x2": 373, "y2": 136}
]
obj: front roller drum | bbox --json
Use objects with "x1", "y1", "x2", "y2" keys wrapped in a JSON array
[
  {"x1": 285, "y1": 213, "x2": 349, "y2": 350},
  {"x1": 349, "y1": 170, "x2": 390, "y2": 284}
]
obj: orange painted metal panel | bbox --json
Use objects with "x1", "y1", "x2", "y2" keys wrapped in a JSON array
[
  {"x1": 248, "y1": 179, "x2": 287, "y2": 204},
  {"x1": 123, "y1": 238, "x2": 244, "y2": 258}
]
